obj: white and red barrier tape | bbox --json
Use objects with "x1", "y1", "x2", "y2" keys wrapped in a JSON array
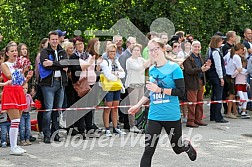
[{"x1": 35, "y1": 98, "x2": 252, "y2": 112}]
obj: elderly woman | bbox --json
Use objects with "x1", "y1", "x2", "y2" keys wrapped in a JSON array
[
  {"x1": 183, "y1": 41, "x2": 210, "y2": 127},
  {"x1": 62, "y1": 41, "x2": 74, "y2": 57},
  {"x1": 61, "y1": 41, "x2": 76, "y2": 131},
  {"x1": 69, "y1": 36, "x2": 96, "y2": 138},
  {"x1": 125, "y1": 43, "x2": 150, "y2": 133},
  {"x1": 177, "y1": 40, "x2": 191, "y2": 59},
  {"x1": 100, "y1": 43, "x2": 126, "y2": 136}
]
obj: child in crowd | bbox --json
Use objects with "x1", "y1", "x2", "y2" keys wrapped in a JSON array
[
  {"x1": 17, "y1": 43, "x2": 31, "y2": 71},
  {"x1": 0, "y1": 80, "x2": 12, "y2": 147},
  {"x1": 19, "y1": 83, "x2": 34, "y2": 146},
  {"x1": 0, "y1": 111, "x2": 11, "y2": 147},
  {"x1": 29, "y1": 85, "x2": 36, "y2": 99},
  {"x1": 232, "y1": 57, "x2": 250, "y2": 119}
]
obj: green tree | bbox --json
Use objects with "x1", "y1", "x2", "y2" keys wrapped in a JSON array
[{"x1": 0, "y1": 0, "x2": 251, "y2": 62}]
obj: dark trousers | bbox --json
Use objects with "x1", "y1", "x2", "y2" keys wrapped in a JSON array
[
  {"x1": 37, "y1": 112, "x2": 43, "y2": 132},
  {"x1": 36, "y1": 85, "x2": 44, "y2": 132},
  {"x1": 222, "y1": 79, "x2": 228, "y2": 114},
  {"x1": 72, "y1": 85, "x2": 94, "y2": 133},
  {"x1": 118, "y1": 89, "x2": 129, "y2": 129},
  {"x1": 140, "y1": 119, "x2": 187, "y2": 167},
  {"x1": 74, "y1": 109, "x2": 93, "y2": 133},
  {"x1": 209, "y1": 77, "x2": 224, "y2": 121}
]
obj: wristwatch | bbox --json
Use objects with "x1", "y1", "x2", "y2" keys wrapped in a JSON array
[{"x1": 160, "y1": 88, "x2": 164, "y2": 94}]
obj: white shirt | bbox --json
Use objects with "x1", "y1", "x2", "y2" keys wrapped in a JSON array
[
  {"x1": 232, "y1": 68, "x2": 248, "y2": 85},
  {"x1": 212, "y1": 48, "x2": 223, "y2": 78},
  {"x1": 54, "y1": 50, "x2": 61, "y2": 77},
  {"x1": 224, "y1": 53, "x2": 242, "y2": 75},
  {"x1": 4, "y1": 62, "x2": 15, "y2": 74},
  {"x1": 244, "y1": 42, "x2": 252, "y2": 59},
  {"x1": 249, "y1": 42, "x2": 252, "y2": 50},
  {"x1": 100, "y1": 58, "x2": 125, "y2": 81},
  {"x1": 79, "y1": 56, "x2": 96, "y2": 85},
  {"x1": 177, "y1": 50, "x2": 190, "y2": 59},
  {"x1": 125, "y1": 57, "x2": 146, "y2": 88}
]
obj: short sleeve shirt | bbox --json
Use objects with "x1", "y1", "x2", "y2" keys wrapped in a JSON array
[{"x1": 148, "y1": 61, "x2": 183, "y2": 121}]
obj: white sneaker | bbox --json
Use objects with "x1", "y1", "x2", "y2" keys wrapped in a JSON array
[
  {"x1": 114, "y1": 128, "x2": 126, "y2": 135},
  {"x1": 38, "y1": 132, "x2": 44, "y2": 139},
  {"x1": 182, "y1": 117, "x2": 187, "y2": 123},
  {"x1": 2, "y1": 142, "x2": 7, "y2": 148},
  {"x1": 241, "y1": 112, "x2": 251, "y2": 119},
  {"x1": 10, "y1": 147, "x2": 24, "y2": 155},
  {"x1": 17, "y1": 146, "x2": 26, "y2": 153},
  {"x1": 130, "y1": 126, "x2": 141, "y2": 133},
  {"x1": 105, "y1": 130, "x2": 112, "y2": 137}
]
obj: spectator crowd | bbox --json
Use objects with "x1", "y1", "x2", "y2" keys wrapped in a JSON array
[{"x1": 1, "y1": 28, "x2": 252, "y2": 156}]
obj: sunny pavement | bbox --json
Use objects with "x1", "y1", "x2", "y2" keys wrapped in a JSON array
[{"x1": 1, "y1": 104, "x2": 252, "y2": 167}]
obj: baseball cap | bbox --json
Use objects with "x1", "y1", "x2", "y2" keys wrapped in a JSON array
[
  {"x1": 56, "y1": 29, "x2": 66, "y2": 37},
  {"x1": 171, "y1": 35, "x2": 179, "y2": 42},
  {"x1": 214, "y1": 31, "x2": 226, "y2": 39}
]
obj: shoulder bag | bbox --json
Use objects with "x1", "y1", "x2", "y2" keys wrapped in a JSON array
[{"x1": 73, "y1": 70, "x2": 91, "y2": 97}]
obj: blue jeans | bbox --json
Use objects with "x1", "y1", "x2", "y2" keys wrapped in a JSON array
[
  {"x1": 209, "y1": 77, "x2": 224, "y2": 121},
  {"x1": 0, "y1": 122, "x2": 11, "y2": 144},
  {"x1": 19, "y1": 112, "x2": 31, "y2": 141},
  {"x1": 41, "y1": 80, "x2": 64, "y2": 138}
]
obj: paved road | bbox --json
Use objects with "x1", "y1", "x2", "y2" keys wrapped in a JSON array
[{"x1": 1, "y1": 105, "x2": 252, "y2": 167}]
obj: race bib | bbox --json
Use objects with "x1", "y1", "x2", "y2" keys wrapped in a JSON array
[{"x1": 150, "y1": 92, "x2": 170, "y2": 104}]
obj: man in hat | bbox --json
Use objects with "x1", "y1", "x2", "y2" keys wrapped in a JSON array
[
  {"x1": 56, "y1": 29, "x2": 66, "y2": 45},
  {"x1": 215, "y1": 31, "x2": 226, "y2": 39}
]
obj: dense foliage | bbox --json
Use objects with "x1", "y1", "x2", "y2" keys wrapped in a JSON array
[{"x1": 0, "y1": 0, "x2": 251, "y2": 62}]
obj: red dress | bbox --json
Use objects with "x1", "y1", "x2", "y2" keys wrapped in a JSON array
[{"x1": 1, "y1": 62, "x2": 27, "y2": 111}]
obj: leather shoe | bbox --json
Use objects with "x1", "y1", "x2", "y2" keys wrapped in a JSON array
[
  {"x1": 44, "y1": 137, "x2": 51, "y2": 144},
  {"x1": 186, "y1": 123, "x2": 199, "y2": 128},
  {"x1": 30, "y1": 136, "x2": 36, "y2": 142},
  {"x1": 215, "y1": 119, "x2": 229, "y2": 123},
  {"x1": 92, "y1": 124, "x2": 103, "y2": 133},
  {"x1": 67, "y1": 128, "x2": 79, "y2": 136},
  {"x1": 77, "y1": 133, "x2": 86, "y2": 140},
  {"x1": 54, "y1": 134, "x2": 62, "y2": 142},
  {"x1": 195, "y1": 121, "x2": 208, "y2": 126},
  {"x1": 210, "y1": 117, "x2": 215, "y2": 121}
]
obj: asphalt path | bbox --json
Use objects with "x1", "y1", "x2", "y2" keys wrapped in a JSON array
[{"x1": 1, "y1": 105, "x2": 252, "y2": 167}]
